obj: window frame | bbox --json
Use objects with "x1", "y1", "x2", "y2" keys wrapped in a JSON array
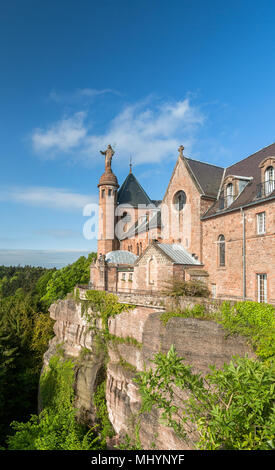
[
  {"x1": 257, "y1": 273, "x2": 267, "y2": 303},
  {"x1": 257, "y1": 211, "x2": 266, "y2": 235},
  {"x1": 217, "y1": 234, "x2": 225, "y2": 267}
]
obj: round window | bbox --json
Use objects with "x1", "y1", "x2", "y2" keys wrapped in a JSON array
[{"x1": 173, "y1": 190, "x2": 186, "y2": 211}]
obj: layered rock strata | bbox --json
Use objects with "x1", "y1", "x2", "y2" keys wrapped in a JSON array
[{"x1": 45, "y1": 296, "x2": 255, "y2": 450}]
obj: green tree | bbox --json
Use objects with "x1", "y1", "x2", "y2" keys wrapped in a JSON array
[{"x1": 42, "y1": 253, "x2": 96, "y2": 305}]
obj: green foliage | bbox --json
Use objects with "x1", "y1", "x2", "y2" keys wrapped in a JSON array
[
  {"x1": 160, "y1": 304, "x2": 207, "y2": 325},
  {"x1": 93, "y1": 380, "x2": 115, "y2": 447},
  {"x1": 160, "y1": 300, "x2": 275, "y2": 361},
  {"x1": 7, "y1": 352, "x2": 100, "y2": 450},
  {"x1": 136, "y1": 345, "x2": 275, "y2": 450},
  {"x1": 82, "y1": 289, "x2": 135, "y2": 334},
  {"x1": 0, "y1": 265, "x2": 53, "y2": 299},
  {"x1": 0, "y1": 254, "x2": 96, "y2": 447},
  {"x1": 219, "y1": 301, "x2": 275, "y2": 360},
  {"x1": 116, "y1": 423, "x2": 142, "y2": 450},
  {"x1": 41, "y1": 253, "x2": 96, "y2": 305},
  {"x1": 0, "y1": 290, "x2": 54, "y2": 445},
  {"x1": 118, "y1": 358, "x2": 137, "y2": 373},
  {"x1": 109, "y1": 334, "x2": 142, "y2": 348},
  {"x1": 162, "y1": 279, "x2": 210, "y2": 298}
]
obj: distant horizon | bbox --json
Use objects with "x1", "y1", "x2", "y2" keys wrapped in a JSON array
[{"x1": 0, "y1": 249, "x2": 92, "y2": 269}]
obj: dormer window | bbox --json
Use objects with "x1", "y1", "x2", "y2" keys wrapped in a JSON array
[
  {"x1": 264, "y1": 166, "x2": 275, "y2": 195},
  {"x1": 258, "y1": 157, "x2": 275, "y2": 198}
]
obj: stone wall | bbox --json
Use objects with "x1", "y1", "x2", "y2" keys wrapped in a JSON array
[
  {"x1": 202, "y1": 199, "x2": 275, "y2": 304},
  {"x1": 44, "y1": 295, "x2": 255, "y2": 450}
]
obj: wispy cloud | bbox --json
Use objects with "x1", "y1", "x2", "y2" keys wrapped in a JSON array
[
  {"x1": 32, "y1": 111, "x2": 87, "y2": 154},
  {"x1": 48, "y1": 88, "x2": 121, "y2": 104},
  {"x1": 31, "y1": 96, "x2": 205, "y2": 165},
  {"x1": 0, "y1": 185, "x2": 96, "y2": 211}
]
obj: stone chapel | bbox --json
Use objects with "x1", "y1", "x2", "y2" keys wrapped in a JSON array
[{"x1": 90, "y1": 143, "x2": 275, "y2": 304}]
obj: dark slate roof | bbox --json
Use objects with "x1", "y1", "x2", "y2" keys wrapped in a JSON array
[
  {"x1": 117, "y1": 173, "x2": 152, "y2": 207},
  {"x1": 184, "y1": 157, "x2": 224, "y2": 198},
  {"x1": 202, "y1": 142, "x2": 275, "y2": 219}
]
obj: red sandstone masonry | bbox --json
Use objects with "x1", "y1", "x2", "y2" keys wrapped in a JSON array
[{"x1": 202, "y1": 200, "x2": 275, "y2": 304}]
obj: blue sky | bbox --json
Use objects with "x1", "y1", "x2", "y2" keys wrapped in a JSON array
[{"x1": 1, "y1": 0, "x2": 275, "y2": 267}]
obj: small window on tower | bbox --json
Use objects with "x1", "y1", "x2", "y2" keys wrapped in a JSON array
[
  {"x1": 108, "y1": 189, "x2": 112, "y2": 197},
  {"x1": 101, "y1": 189, "x2": 105, "y2": 198}
]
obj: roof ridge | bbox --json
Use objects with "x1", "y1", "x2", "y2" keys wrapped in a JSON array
[
  {"x1": 225, "y1": 141, "x2": 275, "y2": 171},
  {"x1": 184, "y1": 156, "x2": 224, "y2": 170}
]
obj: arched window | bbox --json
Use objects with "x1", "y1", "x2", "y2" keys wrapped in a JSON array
[
  {"x1": 264, "y1": 166, "x2": 275, "y2": 195},
  {"x1": 173, "y1": 190, "x2": 186, "y2": 211},
  {"x1": 218, "y1": 235, "x2": 225, "y2": 267},
  {"x1": 226, "y1": 183, "x2": 234, "y2": 206}
]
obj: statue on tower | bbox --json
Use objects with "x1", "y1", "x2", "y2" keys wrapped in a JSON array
[{"x1": 100, "y1": 144, "x2": 115, "y2": 172}]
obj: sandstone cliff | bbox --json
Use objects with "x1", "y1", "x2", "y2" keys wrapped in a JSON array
[{"x1": 44, "y1": 294, "x2": 255, "y2": 450}]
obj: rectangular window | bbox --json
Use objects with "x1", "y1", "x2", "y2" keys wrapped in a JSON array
[
  {"x1": 257, "y1": 212, "x2": 266, "y2": 234},
  {"x1": 108, "y1": 189, "x2": 112, "y2": 197},
  {"x1": 101, "y1": 189, "x2": 105, "y2": 198},
  {"x1": 122, "y1": 273, "x2": 126, "y2": 281},
  {"x1": 257, "y1": 274, "x2": 267, "y2": 303},
  {"x1": 129, "y1": 273, "x2": 133, "y2": 282}
]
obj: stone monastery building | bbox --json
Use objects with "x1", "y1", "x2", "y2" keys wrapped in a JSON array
[{"x1": 90, "y1": 143, "x2": 275, "y2": 304}]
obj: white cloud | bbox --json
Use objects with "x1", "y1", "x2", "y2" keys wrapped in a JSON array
[
  {"x1": 31, "y1": 97, "x2": 205, "y2": 165},
  {"x1": 32, "y1": 111, "x2": 87, "y2": 153},
  {"x1": 85, "y1": 98, "x2": 205, "y2": 164},
  {"x1": 0, "y1": 185, "x2": 96, "y2": 211}
]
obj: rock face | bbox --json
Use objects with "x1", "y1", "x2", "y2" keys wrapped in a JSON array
[{"x1": 45, "y1": 296, "x2": 255, "y2": 450}]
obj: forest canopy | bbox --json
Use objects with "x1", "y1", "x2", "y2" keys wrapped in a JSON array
[{"x1": 0, "y1": 252, "x2": 96, "y2": 447}]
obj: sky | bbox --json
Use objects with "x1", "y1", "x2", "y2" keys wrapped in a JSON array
[{"x1": 1, "y1": 0, "x2": 275, "y2": 267}]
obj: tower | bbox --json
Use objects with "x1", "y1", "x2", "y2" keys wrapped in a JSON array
[{"x1": 97, "y1": 145, "x2": 119, "y2": 256}]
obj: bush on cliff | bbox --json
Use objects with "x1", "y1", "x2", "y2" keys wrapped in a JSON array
[
  {"x1": 219, "y1": 301, "x2": 275, "y2": 360},
  {"x1": 136, "y1": 345, "x2": 275, "y2": 450}
]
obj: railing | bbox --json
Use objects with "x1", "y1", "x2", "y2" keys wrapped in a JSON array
[
  {"x1": 75, "y1": 284, "x2": 161, "y2": 296},
  {"x1": 256, "y1": 180, "x2": 275, "y2": 199}
]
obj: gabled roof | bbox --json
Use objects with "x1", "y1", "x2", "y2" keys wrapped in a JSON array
[
  {"x1": 162, "y1": 154, "x2": 224, "y2": 204},
  {"x1": 184, "y1": 157, "x2": 224, "y2": 199},
  {"x1": 135, "y1": 242, "x2": 201, "y2": 266},
  {"x1": 157, "y1": 243, "x2": 201, "y2": 265},
  {"x1": 202, "y1": 142, "x2": 275, "y2": 218},
  {"x1": 117, "y1": 172, "x2": 152, "y2": 207}
]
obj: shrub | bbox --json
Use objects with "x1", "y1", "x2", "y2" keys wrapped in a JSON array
[
  {"x1": 219, "y1": 301, "x2": 275, "y2": 360},
  {"x1": 136, "y1": 345, "x2": 275, "y2": 450},
  {"x1": 162, "y1": 279, "x2": 210, "y2": 298}
]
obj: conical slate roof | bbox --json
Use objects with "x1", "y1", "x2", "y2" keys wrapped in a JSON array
[{"x1": 117, "y1": 172, "x2": 152, "y2": 207}]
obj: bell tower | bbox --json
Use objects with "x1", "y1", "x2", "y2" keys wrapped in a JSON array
[{"x1": 97, "y1": 145, "x2": 119, "y2": 256}]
